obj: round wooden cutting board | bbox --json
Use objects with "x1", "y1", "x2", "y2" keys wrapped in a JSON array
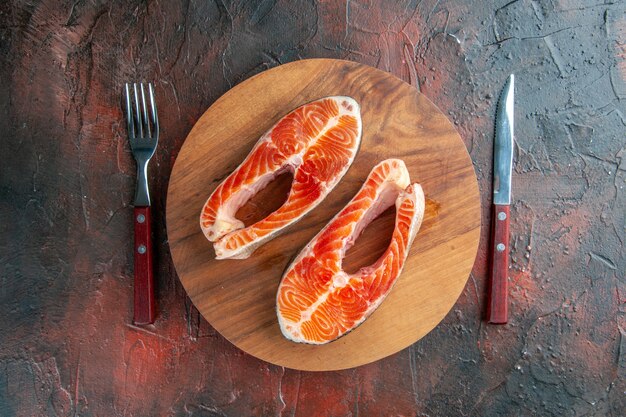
[{"x1": 166, "y1": 59, "x2": 481, "y2": 371}]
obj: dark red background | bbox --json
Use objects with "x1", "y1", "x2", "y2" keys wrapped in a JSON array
[{"x1": 1, "y1": 1, "x2": 624, "y2": 416}]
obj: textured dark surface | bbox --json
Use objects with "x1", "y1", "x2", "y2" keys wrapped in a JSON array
[{"x1": 0, "y1": 0, "x2": 624, "y2": 416}]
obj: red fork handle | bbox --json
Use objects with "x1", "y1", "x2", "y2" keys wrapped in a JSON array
[
  {"x1": 133, "y1": 206, "x2": 155, "y2": 325},
  {"x1": 488, "y1": 204, "x2": 510, "y2": 324}
]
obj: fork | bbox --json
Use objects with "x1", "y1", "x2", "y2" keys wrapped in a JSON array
[{"x1": 124, "y1": 82, "x2": 159, "y2": 325}]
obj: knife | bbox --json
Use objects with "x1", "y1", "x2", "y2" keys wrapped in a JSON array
[{"x1": 488, "y1": 74, "x2": 514, "y2": 324}]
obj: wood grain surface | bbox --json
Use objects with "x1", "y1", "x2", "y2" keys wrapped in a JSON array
[{"x1": 166, "y1": 59, "x2": 480, "y2": 371}]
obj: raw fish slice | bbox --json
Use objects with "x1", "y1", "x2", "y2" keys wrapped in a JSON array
[
  {"x1": 200, "y1": 97, "x2": 362, "y2": 259},
  {"x1": 277, "y1": 159, "x2": 425, "y2": 344}
]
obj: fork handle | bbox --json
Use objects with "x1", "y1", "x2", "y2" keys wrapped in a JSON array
[{"x1": 133, "y1": 206, "x2": 155, "y2": 325}]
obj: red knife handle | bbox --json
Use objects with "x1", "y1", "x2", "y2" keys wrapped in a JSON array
[
  {"x1": 488, "y1": 204, "x2": 510, "y2": 324},
  {"x1": 133, "y1": 206, "x2": 155, "y2": 325}
]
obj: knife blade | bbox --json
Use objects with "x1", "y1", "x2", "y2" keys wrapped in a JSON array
[
  {"x1": 493, "y1": 74, "x2": 515, "y2": 205},
  {"x1": 488, "y1": 74, "x2": 514, "y2": 324}
]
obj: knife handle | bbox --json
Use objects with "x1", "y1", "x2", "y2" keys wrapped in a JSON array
[
  {"x1": 133, "y1": 206, "x2": 155, "y2": 325},
  {"x1": 488, "y1": 204, "x2": 510, "y2": 324}
]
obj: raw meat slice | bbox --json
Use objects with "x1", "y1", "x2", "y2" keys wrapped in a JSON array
[
  {"x1": 276, "y1": 159, "x2": 425, "y2": 344},
  {"x1": 200, "y1": 97, "x2": 362, "y2": 260}
]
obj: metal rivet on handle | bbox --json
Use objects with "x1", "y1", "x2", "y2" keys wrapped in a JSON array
[
  {"x1": 496, "y1": 243, "x2": 505, "y2": 252},
  {"x1": 138, "y1": 244, "x2": 147, "y2": 254},
  {"x1": 137, "y1": 214, "x2": 145, "y2": 223},
  {"x1": 498, "y1": 211, "x2": 507, "y2": 221}
]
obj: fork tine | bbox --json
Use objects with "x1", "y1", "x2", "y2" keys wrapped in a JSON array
[
  {"x1": 124, "y1": 83, "x2": 135, "y2": 138},
  {"x1": 140, "y1": 83, "x2": 151, "y2": 138},
  {"x1": 148, "y1": 83, "x2": 159, "y2": 138},
  {"x1": 133, "y1": 83, "x2": 143, "y2": 138}
]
